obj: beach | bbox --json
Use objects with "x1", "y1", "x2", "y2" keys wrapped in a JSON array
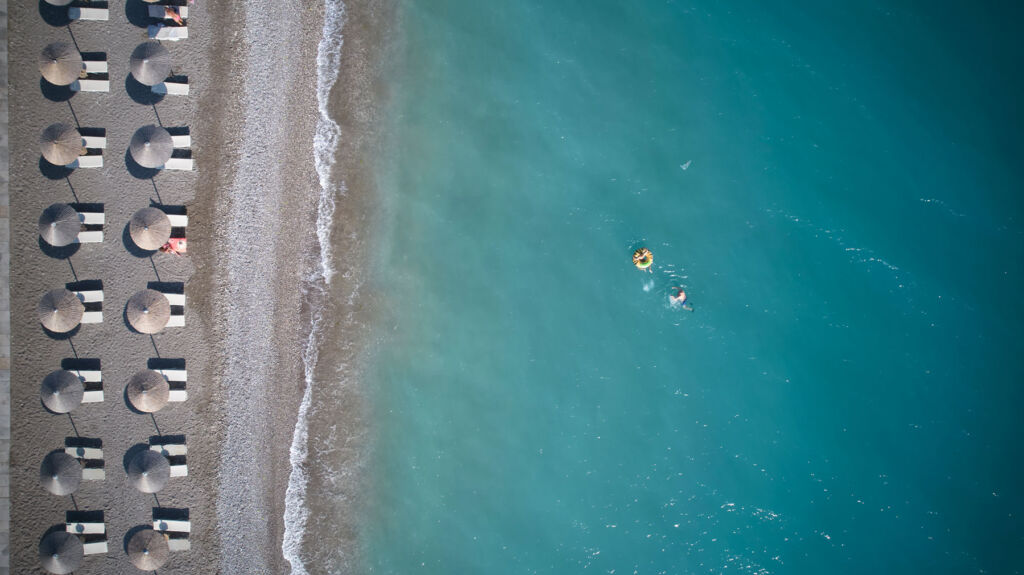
[{"x1": 8, "y1": 0, "x2": 387, "y2": 572}]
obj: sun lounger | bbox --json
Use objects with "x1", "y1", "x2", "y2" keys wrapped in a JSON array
[
  {"x1": 71, "y1": 78, "x2": 110, "y2": 93},
  {"x1": 81, "y1": 135, "x2": 107, "y2": 149},
  {"x1": 166, "y1": 215, "x2": 189, "y2": 228},
  {"x1": 65, "y1": 446, "x2": 103, "y2": 460},
  {"x1": 154, "y1": 519, "x2": 191, "y2": 533},
  {"x1": 83, "y1": 60, "x2": 108, "y2": 74},
  {"x1": 153, "y1": 81, "x2": 190, "y2": 96},
  {"x1": 72, "y1": 155, "x2": 103, "y2": 169},
  {"x1": 166, "y1": 537, "x2": 191, "y2": 552},
  {"x1": 150, "y1": 443, "x2": 187, "y2": 457},
  {"x1": 73, "y1": 290, "x2": 103, "y2": 303},
  {"x1": 75, "y1": 230, "x2": 103, "y2": 244},
  {"x1": 81, "y1": 468, "x2": 105, "y2": 481},
  {"x1": 164, "y1": 315, "x2": 184, "y2": 327},
  {"x1": 149, "y1": 25, "x2": 188, "y2": 41},
  {"x1": 71, "y1": 369, "x2": 101, "y2": 382},
  {"x1": 169, "y1": 464, "x2": 188, "y2": 477},
  {"x1": 148, "y1": 5, "x2": 189, "y2": 19},
  {"x1": 162, "y1": 293, "x2": 185, "y2": 306},
  {"x1": 168, "y1": 389, "x2": 188, "y2": 402},
  {"x1": 155, "y1": 368, "x2": 187, "y2": 381},
  {"x1": 170, "y1": 135, "x2": 192, "y2": 148},
  {"x1": 69, "y1": 7, "x2": 109, "y2": 21},
  {"x1": 81, "y1": 389, "x2": 104, "y2": 402},
  {"x1": 66, "y1": 522, "x2": 105, "y2": 535},
  {"x1": 83, "y1": 540, "x2": 108, "y2": 555},
  {"x1": 81, "y1": 311, "x2": 103, "y2": 324},
  {"x1": 78, "y1": 212, "x2": 104, "y2": 225},
  {"x1": 162, "y1": 158, "x2": 194, "y2": 171}
]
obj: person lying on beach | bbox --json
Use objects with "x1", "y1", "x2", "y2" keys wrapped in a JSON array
[
  {"x1": 165, "y1": 6, "x2": 184, "y2": 25},
  {"x1": 670, "y1": 287, "x2": 694, "y2": 311}
]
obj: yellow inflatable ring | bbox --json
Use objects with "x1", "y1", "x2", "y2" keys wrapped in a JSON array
[{"x1": 633, "y1": 248, "x2": 653, "y2": 270}]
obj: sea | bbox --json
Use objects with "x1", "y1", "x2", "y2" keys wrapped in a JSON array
[{"x1": 291, "y1": 1, "x2": 1024, "y2": 573}]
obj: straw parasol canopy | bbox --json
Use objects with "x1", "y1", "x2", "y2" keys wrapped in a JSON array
[
  {"x1": 40, "y1": 123, "x2": 84, "y2": 166},
  {"x1": 129, "y1": 207, "x2": 171, "y2": 250},
  {"x1": 127, "y1": 450, "x2": 170, "y2": 493},
  {"x1": 39, "y1": 42, "x2": 83, "y2": 86},
  {"x1": 40, "y1": 452, "x2": 82, "y2": 496},
  {"x1": 127, "y1": 370, "x2": 170, "y2": 413},
  {"x1": 38, "y1": 289, "x2": 84, "y2": 333},
  {"x1": 129, "y1": 125, "x2": 173, "y2": 168},
  {"x1": 125, "y1": 289, "x2": 171, "y2": 334},
  {"x1": 39, "y1": 531, "x2": 83, "y2": 575},
  {"x1": 130, "y1": 41, "x2": 172, "y2": 86},
  {"x1": 127, "y1": 529, "x2": 169, "y2": 570},
  {"x1": 39, "y1": 203, "x2": 81, "y2": 247},
  {"x1": 41, "y1": 370, "x2": 85, "y2": 413}
]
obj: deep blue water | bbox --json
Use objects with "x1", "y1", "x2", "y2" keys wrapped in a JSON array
[{"x1": 362, "y1": 1, "x2": 1024, "y2": 573}]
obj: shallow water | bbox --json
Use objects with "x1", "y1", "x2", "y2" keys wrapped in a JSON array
[{"x1": 358, "y1": 1, "x2": 1024, "y2": 573}]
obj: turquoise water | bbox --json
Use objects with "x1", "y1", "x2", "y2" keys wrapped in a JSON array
[{"x1": 362, "y1": 1, "x2": 1024, "y2": 573}]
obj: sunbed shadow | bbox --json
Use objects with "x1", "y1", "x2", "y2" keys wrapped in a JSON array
[
  {"x1": 40, "y1": 157, "x2": 75, "y2": 180},
  {"x1": 42, "y1": 324, "x2": 81, "y2": 340},
  {"x1": 125, "y1": 150, "x2": 160, "y2": 179},
  {"x1": 39, "y1": 0, "x2": 72, "y2": 26},
  {"x1": 124, "y1": 0, "x2": 154, "y2": 27},
  {"x1": 122, "y1": 223, "x2": 159, "y2": 258},
  {"x1": 39, "y1": 236, "x2": 82, "y2": 260},
  {"x1": 40, "y1": 77, "x2": 75, "y2": 102},
  {"x1": 126, "y1": 74, "x2": 165, "y2": 106}
]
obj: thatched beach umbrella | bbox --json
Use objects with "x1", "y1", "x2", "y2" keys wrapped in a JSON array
[
  {"x1": 130, "y1": 207, "x2": 172, "y2": 250},
  {"x1": 39, "y1": 42, "x2": 82, "y2": 86},
  {"x1": 41, "y1": 370, "x2": 85, "y2": 413},
  {"x1": 40, "y1": 123, "x2": 84, "y2": 166},
  {"x1": 40, "y1": 451, "x2": 82, "y2": 495},
  {"x1": 130, "y1": 41, "x2": 172, "y2": 86},
  {"x1": 125, "y1": 289, "x2": 171, "y2": 334},
  {"x1": 127, "y1": 370, "x2": 170, "y2": 413},
  {"x1": 39, "y1": 203, "x2": 81, "y2": 247},
  {"x1": 127, "y1": 529, "x2": 169, "y2": 570},
  {"x1": 127, "y1": 450, "x2": 170, "y2": 493},
  {"x1": 129, "y1": 125, "x2": 173, "y2": 168},
  {"x1": 39, "y1": 531, "x2": 83, "y2": 575},
  {"x1": 38, "y1": 289, "x2": 84, "y2": 333}
]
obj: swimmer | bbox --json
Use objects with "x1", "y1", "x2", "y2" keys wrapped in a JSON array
[{"x1": 670, "y1": 287, "x2": 694, "y2": 311}]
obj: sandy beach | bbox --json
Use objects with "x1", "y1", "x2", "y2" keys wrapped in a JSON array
[{"x1": 4, "y1": 0, "x2": 384, "y2": 571}]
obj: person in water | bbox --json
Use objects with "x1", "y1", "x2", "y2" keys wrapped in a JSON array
[{"x1": 670, "y1": 287, "x2": 694, "y2": 311}]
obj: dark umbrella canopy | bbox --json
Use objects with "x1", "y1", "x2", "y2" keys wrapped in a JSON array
[
  {"x1": 39, "y1": 203, "x2": 81, "y2": 247},
  {"x1": 40, "y1": 124, "x2": 84, "y2": 166},
  {"x1": 127, "y1": 450, "x2": 170, "y2": 493},
  {"x1": 129, "y1": 125, "x2": 173, "y2": 168},
  {"x1": 39, "y1": 531, "x2": 83, "y2": 575},
  {"x1": 41, "y1": 370, "x2": 85, "y2": 413},
  {"x1": 125, "y1": 290, "x2": 171, "y2": 334},
  {"x1": 130, "y1": 41, "x2": 172, "y2": 86},
  {"x1": 127, "y1": 529, "x2": 169, "y2": 570},
  {"x1": 40, "y1": 451, "x2": 82, "y2": 495},
  {"x1": 129, "y1": 207, "x2": 172, "y2": 250},
  {"x1": 39, "y1": 42, "x2": 82, "y2": 86},
  {"x1": 127, "y1": 370, "x2": 170, "y2": 412},
  {"x1": 38, "y1": 289, "x2": 85, "y2": 333}
]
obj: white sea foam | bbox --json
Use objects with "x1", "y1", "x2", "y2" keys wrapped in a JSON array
[{"x1": 282, "y1": 1, "x2": 347, "y2": 574}]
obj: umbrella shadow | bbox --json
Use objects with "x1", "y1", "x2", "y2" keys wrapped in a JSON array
[
  {"x1": 124, "y1": 0, "x2": 154, "y2": 28},
  {"x1": 122, "y1": 223, "x2": 159, "y2": 258},
  {"x1": 39, "y1": 236, "x2": 82, "y2": 260},
  {"x1": 42, "y1": 324, "x2": 81, "y2": 341},
  {"x1": 126, "y1": 74, "x2": 165, "y2": 106},
  {"x1": 39, "y1": 0, "x2": 72, "y2": 27},
  {"x1": 40, "y1": 157, "x2": 75, "y2": 180},
  {"x1": 125, "y1": 150, "x2": 160, "y2": 180},
  {"x1": 122, "y1": 443, "x2": 151, "y2": 472},
  {"x1": 122, "y1": 525, "x2": 152, "y2": 554},
  {"x1": 40, "y1": 77, "x2": 75, "y2": 102}
]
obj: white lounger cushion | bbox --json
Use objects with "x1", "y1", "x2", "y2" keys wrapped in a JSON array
[
  {"x1": 153, "y1": 82, "x2": 190, "y2": 96},
  {"x1": 74, "y1": 290, "x2": 103, "y2": 303},
  {"x1": 168, "y1": 389, "x2": 188, "y2": 402},
  {"x1": 162, "y1": 158, "x2": 193, "y2": 170},
  {"x1": 148, "y1": 5, "x2": 189, "y2": 19},
  {"x1": 82, "y1": 60, "x2": 108, "y2": 74},
  {"x1": 71, "y1": 79, "x2": 110, "y2": 92},
  {"x1": 73, "y1": 155, "x2": 103, "y2": 169},
  {"x1": 149, "y1": 25, "x2": 188, "y2": 41},
  {"x1": 65, "y1": 446, "x2": 103, "y2": 460},
  {"x1": 154, "y1": 519, "x2": 190, "y2": 532},
  {"x1": 76, "y1": 231, "x2": 103, "y2": 244},
  {"x1": 83, "y1": 541, "x2": 108, "y2": 555},
  {"x1": 81, "y1": 311, "x2": 103, "y2": 324},
  {"x1": 169, "y1": 465, "x2": 188, "y2": 477},
  {"x1": 150, "y1": 443, "x2": 187, "y2": 457},
  {"x1": 170, "y1": 135, "x2": 192, "y2": 148},
  {"x1": 167, "y1": 538, "x2": 191, "y2": 552},
  {"x1": 156, "y1": 368, "x2": 187, "y2": 381},
  {"x1": 66, "y1": 522, "x2": 105, "y2": 535},
  {"x1": 73, "y1": 370, "x2": 102, "y2": 382},
  {"x1": 79, "y1": 212, "x2": 104, "y2": 225},
  {"x1": 81, "y1": 135, "x2": 107, "y2": 149},
  {"x1": 165, "y1": 214, "x2": 188, "y2": 227},
  {"x1": 162, "y1": 293, "x2": 185, "y2": 306},
  {"x1": 69, "y1": 7, "x2": 109, "y2": 20},
  {"x1": 81, "y1": 468, "x2": 105, "y2": 481},
  {"x1": 165, "y1": 315, "x2": 185, "y2": 327},
  {"x1": 81, "y1": 390, "x2": 104, "y2": 403}
]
